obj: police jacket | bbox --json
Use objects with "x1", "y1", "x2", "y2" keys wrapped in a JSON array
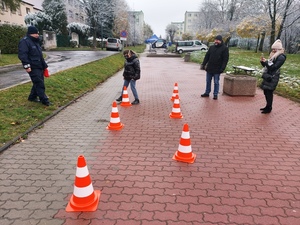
[
  {"x1": 123, "y1": 54, "x2": 141, "y2": 81},
  {"x1": 18, "y1": 35, "x2": 48, "y2": 70},
  {"x1": 202, "y1": 42, "x2": 229, "y2": 74},
  {"x1": 260, "y1": 54, "x2": 286, "y2": 91}
]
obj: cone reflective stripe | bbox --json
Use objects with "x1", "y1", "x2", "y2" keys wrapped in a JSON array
[
  {"x1": 120, "y1": 86, "x2": 132, "y2": 107},
  {"x1": 170, "y1": 82, "x2": 179, "y2": 101},
  {"x1": 169, "y1": 95, "x2": 183, "y2": 119},
  {"x1": 66, "y1": 155, "x2": 101, "y2": 212},
  {"x1": 106, "y1": 101, "x2": 124, "y2": 130},
  {"x1": 172, "y1": 124, "x2": 196, "y2": 163}
]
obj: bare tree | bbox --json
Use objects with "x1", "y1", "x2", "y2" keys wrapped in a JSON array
[
  {"x1": 165, "y1": 24, "x2": 178, "y2": 43},
  {"x1": 112, "y1": 0, "x2": 129, "y2": 38},
  {"x1": 84, "y1": 0, "x2": 114, "y2": 48}
]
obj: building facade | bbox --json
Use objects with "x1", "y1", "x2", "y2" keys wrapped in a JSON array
[
  {"x1": 64, "y1": 0, "x2": 86, "y2": 24},
  {"x1": 184, "y1": 11, "x2": 200, "y2": 36},
  {"x1": 0, "y1": 1, "x2": 41, "y2": 26},
  {"x1": 171, "y1": 21, "x2": 184, "y2": 41},
  {"x1": 127, "y1": 11, "x2": 144, "y2": 45}
]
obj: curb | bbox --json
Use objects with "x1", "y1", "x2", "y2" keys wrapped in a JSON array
[{"x1": 0, "y1": 64, "x2": 23, "y2": 74}]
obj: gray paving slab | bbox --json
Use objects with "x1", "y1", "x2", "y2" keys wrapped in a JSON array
[{"x1": 0, "y1": 52, "x2": 299, "y2": 225}]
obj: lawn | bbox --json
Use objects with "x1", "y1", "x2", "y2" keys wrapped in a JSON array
[
  {"x1": 190, "y1": 48, "x2": 300, "y2": 101},
  {"x1": 0, "y1": 45, "x2": 145, "y2": 149}
]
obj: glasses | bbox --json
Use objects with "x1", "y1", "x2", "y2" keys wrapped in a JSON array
[{"x1": 123, "y1": 54, "x2": 129, "y2": 57}]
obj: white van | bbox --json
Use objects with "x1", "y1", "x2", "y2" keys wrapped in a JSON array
[
  {"x1": 175, "y1": 40, "x2": 208, "y2": 54},
  {"x1": 106, "y1": 38, "x2": 123, "y2": 51}
]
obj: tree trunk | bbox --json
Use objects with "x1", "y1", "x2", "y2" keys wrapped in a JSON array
[
  {"x1": 255, "y1": 33, "x2": 260, "y2": 53},
  {"x1": 259, "y1": 31, "x2": 265, "y2": 51}
]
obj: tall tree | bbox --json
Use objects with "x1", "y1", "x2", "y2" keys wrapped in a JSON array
[
  {"x1": 42, "y1": 0, "x2": 68, "y2": 35},
  {"x1": 84, "y1": 0, "x2": 114, "y2": 48},
  {"x1": 0, "y1": 0, "x2": 21, "y2": 11},
  {"x1": 112, "y1": 0, "x2": 129, "y2": 38}
]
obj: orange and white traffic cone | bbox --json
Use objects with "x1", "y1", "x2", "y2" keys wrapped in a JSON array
[
  {"x1": 169, "y1": 95, "x2": 183, "y2": 119},
  {"x1": 120, "y1": 86, "x2": 132, "y2": 107},
  {"x1": 173, "y1": 124, "x2": 196, "y2": 163},
  {"x1": 106, "y1": 101, "x2": 124, "y2": 130},
  {"x1": 66, "y1": 155, "x2": 101, "y2": 212},
  {"x1": 170, "y1": 82, "x2": 179, "y2": 101}
]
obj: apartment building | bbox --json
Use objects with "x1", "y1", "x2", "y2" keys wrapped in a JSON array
[
  {"x1": 171, "y1": 21, "x2": 184, "y2": 41},
  {"x1": 0, "y1": 1, "x2": 42, "y2": 26},
  {"x1": 128, "y1": 11, "x2": 144, "y2": 45},
  {"x1": 184, "y1": 11, "x2": 200, "y2": 36},
  {"x1": 65, "y1": 0, "x2": 86, "y2": 24}
]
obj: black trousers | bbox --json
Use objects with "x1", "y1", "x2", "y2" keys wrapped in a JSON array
[
  {"x1": 263, "y1": 89, "x2": 273, "y2": 109},
  {"x1": 28, "y1": 68, "x2": 48, "y2": 103}
]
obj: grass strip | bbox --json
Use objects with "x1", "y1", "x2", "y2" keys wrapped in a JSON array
[{"x1": 0, "y1": 53, "x2": 124, "y2": 149}]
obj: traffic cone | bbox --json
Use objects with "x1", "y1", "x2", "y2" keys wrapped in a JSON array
[
  {"x1": 106, "y1": 101, "x2": 124, "y2": 130},
  {"x1": 173, "y1": 124, "x2": 196, "y2": 163},
  {"x1": 120, "y1": 86, "x2": 132, "y2": 107},
  {"x1": 66, "y1": 155, "x2": 101, "y2": 212},
  {"x1": 169, "y1": 95, "x2": 183, "y2": 119},
  {"x1": 170, "y1": 82, "x2": 179, "y2": 101}
]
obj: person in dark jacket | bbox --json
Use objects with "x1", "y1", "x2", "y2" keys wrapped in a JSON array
[
  {"x1": 200, "y1": 35, "x2": 229, "y2": 100},
  {"x1": 260, "y1": 39, "x2": 286, "y2": 114},
  {"x1": 18, "y1": 26, "x2": 51, "y2": 106},
  {"x1": 116, "y1": 49, "x2": 141, "y2": 105}
]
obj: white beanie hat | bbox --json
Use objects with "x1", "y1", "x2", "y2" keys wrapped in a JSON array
[{"x1": 271, "y1": 39, "x2": 283, "y2": 50}]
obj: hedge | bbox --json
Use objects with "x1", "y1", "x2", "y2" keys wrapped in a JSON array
[{"x1": 0, "y1": 24, "x2": 27, "y2": 54}]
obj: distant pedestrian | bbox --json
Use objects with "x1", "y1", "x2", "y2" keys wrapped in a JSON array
[
  {"x1": 200, "y1": 35, "x2": 229, "y2": 100},
  {"x1": 18, "y1": 26, "x2": 51, "y2": 106},
  {"x1": 260, "y1": 39, "x2": 286, "y2": 114},
  {"x1": 116, "y1": 49, "x2": 141, "y2": 105}
]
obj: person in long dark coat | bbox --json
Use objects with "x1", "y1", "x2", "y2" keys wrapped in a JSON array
[{"x1": 260, "y1": 39, "x2": 286, "y2": 114}]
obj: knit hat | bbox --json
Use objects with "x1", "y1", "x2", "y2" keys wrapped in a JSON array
[
  {"x1": 27, "y1": 26, "x2": 39, "y2": 34},
  {"x1": 215, "y1": 35, "x2": 223, "y2": 41},
  {"x1": 271, "y1": 39, "x2": 283, "y2": 50}
]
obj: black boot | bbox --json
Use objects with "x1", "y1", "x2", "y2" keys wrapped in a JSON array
[
  {"x1": 261, "y1": 107, "x2": 272, "y2": 114},
  {"x1": 116, "y1": 96, "x2": 122, "y2": 102},
  {"x1": 260, "y1": 107, "x2": 267, "y2": 111},
  {"x1": 131, "y1": 99, "x2": 140, "y2": 105}
]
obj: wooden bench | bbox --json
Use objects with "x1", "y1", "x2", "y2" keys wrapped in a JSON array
[{"x1": 232, "y1": 65, "x2": 256, "y2": 75}]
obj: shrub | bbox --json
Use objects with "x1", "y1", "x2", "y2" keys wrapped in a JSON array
[
  {"x1": 70, "y1": 40, "x2": 78, "y2": 48},
  {"x1": 0, "y1": 24, "x2": 27, "y2": 54}
]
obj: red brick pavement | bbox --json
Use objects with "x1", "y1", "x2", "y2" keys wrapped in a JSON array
[{"x1": 0, "y1": 53, "x2": 300, "y2": 225}]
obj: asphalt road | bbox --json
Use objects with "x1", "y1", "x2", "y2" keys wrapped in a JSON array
[{"x1": 0, "y1": 50, "x2": 118, "y2": 90}]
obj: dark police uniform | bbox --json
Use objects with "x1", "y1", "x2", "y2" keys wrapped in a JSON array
[{"x1": 18, "y1": 31, "x2": 49, "y2": 105}]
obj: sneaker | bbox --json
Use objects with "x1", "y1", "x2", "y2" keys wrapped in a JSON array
[
  {"x1": 131, "y1": 99, "x2": 140, "y2": 105},
  {"x1": 201, "y1": 93, "x2": 209, "y2": 97},
  {"x1": 213, "y1": 95, "x2": 218, "y2": 100},
  {"x1": 116, "y1": 96, "x2": 122, "y2": 102}
]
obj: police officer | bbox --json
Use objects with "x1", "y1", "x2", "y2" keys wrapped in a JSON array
[{"x1": 18, "y1": 26, "x2": 51, "y2": 106}]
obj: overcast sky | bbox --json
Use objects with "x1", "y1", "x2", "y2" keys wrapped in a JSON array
[{"x1": 125, "y1": 0, "x2": 202, "y2": 38}]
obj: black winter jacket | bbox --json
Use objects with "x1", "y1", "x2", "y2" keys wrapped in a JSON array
[
  {"x1": 260, "y1": 54, "x2": 286, "y2": 91},
  {"x1": 202, "y1": 42, "x2": 229, "y2": 74},
  {"x1": 123, "y1": 54, "x2": 141, "y2": 81},
  {"x1": 18, "y1": 35, "x2": 48, "y2": 70}
]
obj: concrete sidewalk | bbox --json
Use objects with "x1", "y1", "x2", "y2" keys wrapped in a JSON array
[{"x1": 0, "y1": 52, "x2": 299, "y2": 225}]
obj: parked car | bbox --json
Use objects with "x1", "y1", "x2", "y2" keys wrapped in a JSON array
[
  {"x1": 175, "y1": 40, "x2": 208, "y2": 54},
  {"x1": 106, "y1": 38, "x2": 123, "y2": 51},
  {"x1": 151, "y1": 39, "x2": 167, "y2": 48}
]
